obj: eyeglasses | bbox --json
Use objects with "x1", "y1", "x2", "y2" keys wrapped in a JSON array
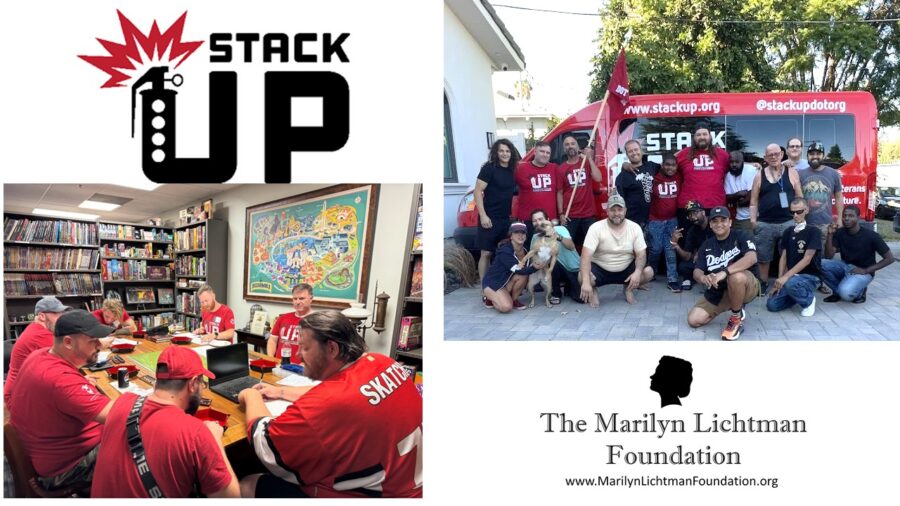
[{"x1": 790, "y1": 209, "x2": 806, "y2": 215}]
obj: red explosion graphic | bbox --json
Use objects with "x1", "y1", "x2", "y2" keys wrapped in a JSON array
[{"x1": 79, "y1": 10, "x2": 203, "y2": 88}]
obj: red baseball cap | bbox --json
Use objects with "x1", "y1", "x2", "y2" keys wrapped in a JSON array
[{"x1": 156, "y1": 345, "x2": 216, "y2": 380}]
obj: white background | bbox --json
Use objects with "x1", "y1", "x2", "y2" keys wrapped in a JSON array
[{"x1": 3, "y1": 1, "x2": 900, "y2": 504}]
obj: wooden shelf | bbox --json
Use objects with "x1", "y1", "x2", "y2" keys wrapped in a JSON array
[
  {"x1": 8, "y1": 321, "x2": 34, "y2": 326},
  {"x1": 99, "y1": 238, "x2": 172, "y2": 245},
  {"x1": 5, "y1": 293, "x2": 102, "y2": 299},
  {"x1": 127, "y1": 307, "x2": 176, "y2": 315},
  {"x1": 396, "y1": 348, "x2": 422, "y2": 360},
  {"x1": 102, "y1": 279, "x2": 175, "y2": 283},
  {"x1": 176, "y1": 286, "x2": 200, "y2": 291},
  {"x1": 175, "y1": 274, "x2": 206, "y2": 279},
  {"x1": 411, "y1": 250, "x2": 423, "y2": 255},
  {"x1": 174, "y1": 248, "x2": 207, "y2": 254},
  {"x1": 4, "y1": 269, "x2": 100, "y2": 273},
  {"x1": 4, "y1": 241, "x2": 98, "y2": 248},
  {"x1": 179, "y1": 311, "x2": 200, "y2": 317},
  {"x1": 174, "y1": 220, "x2": 209, "y2": 231},
  {"x1": 101, "y1": 256, "x2": 174, "y2": 261},
  {"x1": 405, "y1": 296, "x2": 423, "y2": 303}
]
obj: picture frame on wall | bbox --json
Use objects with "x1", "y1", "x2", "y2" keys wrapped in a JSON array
[{"x1": 243, "y1": 184, "x2": 380, "y2": 308}]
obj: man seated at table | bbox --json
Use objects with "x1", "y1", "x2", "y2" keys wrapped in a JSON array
[
  {"x1": 92, "y1": 298, "x2": 138, "y2": 334},
  {"x1": 194, "y1": 284, "x2": 235, "y2": 343},
  {"x1": 4, "y1": 296, "x2": 70, "y2": 406},
  {"x1": 238, "y1": 311, "x2": 423, "y2": 498},
  {"x1": 267, "y1": 283, "x2": 314, "y2": 364},
  {"x1": 8, "y1": 309, "x2": 114, "y2": 492},
  {"x1": 91, "y1": 346, "x2": 239, "y2": 498}
]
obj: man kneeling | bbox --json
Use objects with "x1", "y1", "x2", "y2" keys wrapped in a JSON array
[{"x1": 687, "y1": 206, "x2": 761, "y2": 340}]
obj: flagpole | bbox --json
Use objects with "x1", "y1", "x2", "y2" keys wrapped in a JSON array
[{"x1": 564, "y1": 90, "x2": 609, "y2": 220}]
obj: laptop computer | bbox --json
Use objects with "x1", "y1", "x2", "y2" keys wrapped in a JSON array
[{"x1": 207, "y1": 343, "x2": 260, "y2": 403}]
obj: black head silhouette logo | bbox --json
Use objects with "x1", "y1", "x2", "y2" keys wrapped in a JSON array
[{"x1": 650, "y1": 356, "x2": 693, "y2": 408}]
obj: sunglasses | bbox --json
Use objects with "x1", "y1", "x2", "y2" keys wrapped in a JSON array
[{"x1": 790, "y1": 209, "x2": 806, "y2": 215}]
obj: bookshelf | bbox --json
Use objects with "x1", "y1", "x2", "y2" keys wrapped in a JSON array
[
  {"x1": 98, "y1": 221, "x2": 177, "y2": 329},
  {"x1": 174, "y1": 219, "x2": 228, "y2": 330},
  {"x1": 390, "y1": 185, "x2": 423, "y2": 371},
  {"x1": 3, "y1": 213, "x2": 103, "y2": 339}
]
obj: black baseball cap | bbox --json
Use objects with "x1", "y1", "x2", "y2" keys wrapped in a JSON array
[
  {"x1": 807, "y1": 142, "x2": 824, "y2": 154},
  {"x1": 708, "y1": 206, "x2": 731, "y2": 220},
  {"x1": 54, "y1": 309, "x2": 114, "y2": 338}
]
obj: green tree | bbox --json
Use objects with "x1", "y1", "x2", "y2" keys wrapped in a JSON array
[
  {"x1": 879, "y1": 137, "x2": 900, "y2": 163},
  {"x1": 589, "y1": 0, "x2": 900, "y2": 126}
]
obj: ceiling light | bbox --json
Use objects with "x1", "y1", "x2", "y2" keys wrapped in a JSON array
[
  {"x1": 112, "y1": 182, "x2": 161, "y2": 191},
  {"x1": 33, "y1": 208, "x2": 100, "y2": 220},
  {"x1": 79, "y1": 200, "x2": 121, "y2": 211}
]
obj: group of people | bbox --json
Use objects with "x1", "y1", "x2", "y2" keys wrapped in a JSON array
[
  {"x1": 4, "y1": 283, "x2": 422, "y2": 498},
  {"x1": 476, "y1": 124, "x2": 894, "y2": 340}
]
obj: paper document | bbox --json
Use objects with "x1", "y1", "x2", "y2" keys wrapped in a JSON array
[
  {"x1": 192, "y1": 345, "x2": 213, "y2": 357},
  {"x1": 265, "y1": 400, "x2": 292, "y2": 417},
  {"x1": 110, "y1": 383, "x2": 153, "y2": 396},
  {"x1": 112, "y1": 338, "x2": 138, "y2": 346},
  {"x1": 277, "y1": 375, "x2": 318, "y2": 387}
]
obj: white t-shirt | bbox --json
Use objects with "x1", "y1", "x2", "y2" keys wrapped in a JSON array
[
  {"x1": 582, "y1": 219, "x2": 647, "y2": 272},
  {"x1": 724, "y1": 164, "x2": 759, "y2": 220}
]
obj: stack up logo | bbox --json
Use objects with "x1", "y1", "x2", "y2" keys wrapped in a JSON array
[{"x1": 79, "y1": 11, "x2": 349, "y2": 183}]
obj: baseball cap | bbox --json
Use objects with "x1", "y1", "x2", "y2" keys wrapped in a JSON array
[
  {"x1": 684, "y1": 200, "x2": 703, "y2": 213},
  {"x1": 807, "y1": 142, "x2": 824, "y2": 153},
  {"x1": 156, "y1": 345, "x2": 216, "y2": 380},
  {"x1": 709, "y1": 206, "x2": 731, "y2": 220},
  {"x1": 54, "y1": 309, "x2": 114, "y2": 338},
  {"x1": 35, "y1": 296, "x2": 70, "y2": 314},
  {"x1": 508, "y1": 222, "x2": 527, "y2": 234},
  {"x1": 607, "y1": 194, "x2": 626, "y2": 209}
]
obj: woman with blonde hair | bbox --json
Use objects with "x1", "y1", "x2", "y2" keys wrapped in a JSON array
[{"x1": 92, "y1": 298, "x2": 138, "y2": 334}]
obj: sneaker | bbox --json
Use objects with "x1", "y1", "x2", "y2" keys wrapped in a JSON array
[
  {"x1": 681, "y1": 280, "x2": 693, "y2": 291},
  {"x1": 513, "y1": 299, "x2": 527, "y2": 310},
  {"x1": 852, "y1": 288, "x2": 867, "y2": 304},
  {"x1": 818, "y1": 284, "x2": 833, "y2": 296},
  {"x1": 721, "y1": 313, "x2": 744, "y2": 341},
  {"x1": 667, "y1": 281, "x2": 682, "y2": 293},
  {"x1": 482, "y1": 296, "x2": 493, "y2": 308},
  {"x1": 824, "y1": 294, "x2": 841, "y2": 303},
  {"x1": 800, "y1": 296, "x2": 816, "y2": 317}
]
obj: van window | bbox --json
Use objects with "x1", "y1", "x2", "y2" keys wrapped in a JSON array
[
  {"x1": 619, "y1": 117, "x2": 724, "y2": 161},
  {"x1": 727, "y1": 115, "x2": 801, "y2": 164},
  {"x1": 805, "y1": 114, "x2": 855, "y2": 166},
  {"x1": 549, "y1": 129, "x2": 592, "y2": 164}
]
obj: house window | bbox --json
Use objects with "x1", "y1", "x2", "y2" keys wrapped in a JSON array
[{"x1": 444, "y1": 93, "x2": 458, "y2": 182}]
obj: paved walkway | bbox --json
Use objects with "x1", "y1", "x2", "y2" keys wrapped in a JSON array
[{"x1": 444, "y1": 244, "x2": 900, "y2": 341}]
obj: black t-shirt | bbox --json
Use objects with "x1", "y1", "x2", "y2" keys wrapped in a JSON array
[
  {"x1": 695, "y1": 230, "x2": 761, "y2": 304},
  {"x1": 779, "y1": 225, "x2": 822, "y2": 277},
  {"x1": 683, "y1": 222, "x2": 714, "y2": 255},
  {"x1": 833, "y1": 227, "x2": 890, "y2": 269},
  {"x1": 615, "y1": 161, "x2": 659, "y2": 225},
  {"x1": 476, "y1": 162, "x2": 516, "y2": 218}
]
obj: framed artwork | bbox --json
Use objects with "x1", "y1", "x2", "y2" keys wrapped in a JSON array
[
  {"x1": 126, "y1": 286, "x2": 156, "y2": 304},
  {"x1": 243, "y1": 184, "x2": 380, "y2": 307},
  {"x1": 157, "y1": 287, "x2": 174, "y2": 305}
]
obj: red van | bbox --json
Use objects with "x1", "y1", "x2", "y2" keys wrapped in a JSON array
[{"x1": 455, "y1": 91, "x2": 878, "y2": 251}]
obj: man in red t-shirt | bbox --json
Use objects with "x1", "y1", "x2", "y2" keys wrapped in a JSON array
[
  {"x1": 556, "y1": 135, "x2": 600, "y2": 249},
  {"x1": 4, "y1": 296, "x2": 70, "y2": 406},
  {"x1": 648, "y1": 155, "x2": 683, "y2": 292},
  {"x1": 91, "y1": 346, "x2": 239, "y2": 498},
  {"x1": 8, "y1": 309, "x2": 114, "y2": 491},
  {"x1": 194, "y1": 284, "x2": 235, "y2": 343},
  {"x1": 516, "y1": 140, "x2": 558, "y2": 239},
  {"x1": 238, "y1": 311, "x2": 422, "y2": 498},
  {"x1": 267, "y1": 283, "x2": 314, "y2": 365},
  {"x1": 675, "y1": 122, "x2": 730, "y2": 211},
  {"x1": 91, "y1": 298, "x2": 137, "y2": 334}
]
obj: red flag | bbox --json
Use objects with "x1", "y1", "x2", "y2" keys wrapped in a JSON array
[{"x1": 606, "y1": 49, "x2": 630, "y2": 121}]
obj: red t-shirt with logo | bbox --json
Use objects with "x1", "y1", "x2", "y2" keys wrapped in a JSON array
[
  {"x1": 201, "y1": 304, "x2": 235, "y2": 334},
  {"x1": 515, "y1": 161, "x2": 558, "y2": 221},
  {"x1": 675, "y1": 147, "x2": 730, "y2": 208},
  {"x1": 4, "y1": 323, "x2": 54, "y2": 406},
  {"x1": 271, "y1": 312, "x2": 304, "y2": 365},
  {"x1": 91, "y1": 393, "x2": 233, "y2": 498},
  {"x1": 92, "y1": 308, "x2": 132, "y2": 329},
  {"x1": 248, "y1": 353, "x2": 423, "y2": 498},
  {"x1": 650, "y1": 172, "x2": 681, "y2": 221},
  {"x1": 8, "y1": 349, "x2": 107, "y2": 477},
  {"x1": 556, "y1": 160, "x2": 596, "y2": 219}
]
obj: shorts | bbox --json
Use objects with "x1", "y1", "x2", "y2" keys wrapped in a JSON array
[
  {"x1": 476, "y1": 216, "x2": 510, "y2": 252},
  {"x1": 590, "y1": 261, "x2": 636, "y2": 287},
  {"x1": 754, "y1": 219, "x2": 793, "y2": 263},
  {"x1": 692, "y1": 274, "x2": 760, "y2": 318}
]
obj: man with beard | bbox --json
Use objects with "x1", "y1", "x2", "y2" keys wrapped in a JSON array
[
  {"x1": 750, "y1": 143, "x2": 804, "y2": 290},
  {"x1": 799, "y1": 142, "x2": 843, "y2": 245},
  {"x1": 671, "y1": 200, "x2": 715, "y2": 291},
  {"x1": 822, "y1": 205, "x2": 894, "y2": 304},
  {"x1": 239, "y1": 311, "x2": 422, "y2": 498},
  {"x1": 531, "y1": 208, "x2": 582, "y2": 304},
  {"x1": 90, "y1": 346, "x2": 239, "y2": 497},
  {"x1": 616, "y1": 139, "x2": 658, "y2": 230},
  {"x1": 675, "y1": 122, "x2": 730, "y2": 215},
  {"x1": 8, "y1": 309, "x2": 114, "y2": 492},
  {"x1": 687, "y1": 207, "x2": 761, "y2": 341},
  {"x1": 556, "y1": 135, "x2": 600, "y2": 248},
  {"x1": 516, "y1": 140, "x2": 558, "y2": 241},
  {"x1": 4, "y1": 296, "x2": 70, "y2": 406},
  {"x1": 579, "y1": 195, "x2": 654, "y2": 306},
  {"x1": 724, "y1": 151, "x2": 758, "y2": 231}
]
